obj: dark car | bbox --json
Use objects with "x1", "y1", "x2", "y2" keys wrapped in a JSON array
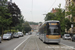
[{"x1": 72, "y1": 35, "x2": 75, "y2": 41}]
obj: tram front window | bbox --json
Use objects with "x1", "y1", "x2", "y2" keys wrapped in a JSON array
[{"x1": 47, "y1": 27, "x2": 60, "y2": 35}]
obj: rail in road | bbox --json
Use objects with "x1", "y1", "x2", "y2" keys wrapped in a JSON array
[{"x1": 15, "y1": 35, "x2": 75, "y2": 50}]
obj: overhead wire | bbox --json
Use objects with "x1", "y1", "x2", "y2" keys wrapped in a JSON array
[
  {"x1": 46, "y1": 0, "x2": 56, "y2": 13},
  {"x1": 31, "y1": 0, "x2": 34, "y2": 21}
]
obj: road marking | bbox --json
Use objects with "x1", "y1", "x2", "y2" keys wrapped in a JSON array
[
  {"x1": 14, "y1": 36, "x2": 30, "y2": 50},
  {"x1": 60, "y1": 43, "x2": 75, "y2": 49},
  {"x1": 35, "y1": 38, "x2": 39, "y2": 50},
  {"x1": 22, "y1": 38, "x2": 30, "y2": 50}
]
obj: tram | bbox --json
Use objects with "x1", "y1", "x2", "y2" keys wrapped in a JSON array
[{"x1": 39, "y1": 20, "x2": 61, "y2": 43}]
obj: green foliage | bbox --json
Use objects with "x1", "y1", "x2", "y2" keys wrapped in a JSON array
[
  {"x1": 45, "y1": 4, "x2": 65, "y2": 34},
  {"x1": 65, "y1": 18, "x2": 71, "y2": 31},
  {"x1": 45, "y1": 13, "x2": 56, "y2": 21},
  {"x1": 29, "y1": 22, "x2": 38, "y2": 25},
  {"x1": 14, "y1": 15, "x2": 25, "y2": 31},
  {"x1": 14, "y1": 17, "x2": 31, "y2": 33},
  {"x1": 23, "y1": 21, "x2": 31, "y2": 33},
  {"x1": 4, "y1": 30, "x2": 18, "y2": 33},
  {"x1": 0, "y1": 0, "x2": 12, "y2": 35},
  {"x1": 66, "y1": 2, "x2": 75, "y2": 22}
]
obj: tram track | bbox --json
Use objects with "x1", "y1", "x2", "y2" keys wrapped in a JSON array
[
  {"x1": 35, "y1": 38, "x2": 39, "y2": 50},
  {"x1": 15, "y1": 35, "x2": 75, "y2": 50},
  {"x1": 22, "y1": 38, "x2": 30, "y2": 50},
  {"x1": 21, "y1": 36, "x2": 40, "y2": 50}
]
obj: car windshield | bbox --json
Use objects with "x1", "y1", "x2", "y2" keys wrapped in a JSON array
[
  {"x1": 19, "y1": 33, "x2": 21, "y2": 34},
  {"x1": 4, "y1": 34, "x2": 10, "y2": 36},
  {"x1": 65, "y1": 34, "x2": 70, "y2": 37},
  {"x1": 14, "y1": 33, "x2": 18, "y2": 35}
]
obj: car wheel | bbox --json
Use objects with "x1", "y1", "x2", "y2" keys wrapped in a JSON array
[
  {"x1": 0, "y1": 41, "x2": 1, "y2": 43},
  {"x1": 72, "y1": 39, "x2": 74, "y2": 42}
]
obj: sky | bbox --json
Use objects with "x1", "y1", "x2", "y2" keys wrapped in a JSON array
[{"x1": 8, "y1": 0, "x2": 65, "y2": 22}]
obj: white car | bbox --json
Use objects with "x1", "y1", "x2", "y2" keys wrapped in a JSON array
[
  {"x1": 13, "y1": 33, "x2": 19, "y2": 38},
  {"x1": 3, "y1": 34, "x2": 11, "y2": 40},
  {"x1": 18, "y1": 32, "x2": 24, "y2": 37},
  {"x1": 0, "y1": 36, "x2": 1, "y2": 43},
  {"x1": 63, "y1": 34, "x2": 71, "y2": 40},
  {"x1": 26, "y1": 33, "x2": 28, "y2": 35}
]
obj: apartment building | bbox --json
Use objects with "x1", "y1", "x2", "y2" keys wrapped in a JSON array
[
  {"x1": 65, "y1": 0, "x2": 75, "y2": 21},
  {"x1": 65, "y1": 0, "x2": 75, "y2": 33},
  {"x1": 0, "y1": 0, "x2": 8, "y2": 6}
]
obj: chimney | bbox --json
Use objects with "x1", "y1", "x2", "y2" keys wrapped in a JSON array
[{"x1": 52, "y1": 8, "x2": 55, "y2": 11}]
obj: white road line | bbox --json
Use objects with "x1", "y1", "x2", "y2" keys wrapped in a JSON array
[
  {"x1": 22, "y1": 38, "x2": 30, "y2": 50},
  {"x1": 14, "y1": 36, "x2": 30, "y2": 50},
  {"x1": 60, "y1": 43, "x2": 75, "y2": 49}
]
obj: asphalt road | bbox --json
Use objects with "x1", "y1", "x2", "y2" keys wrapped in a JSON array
[
  {"x1": 0, "y1": 32, "x2": 75, "y2": 50},
  {"x1": 16, "y1": 35, "x2": 75, "y2": 50},
  {"x1": 0, "y1": 35, "x2": 30, "y2": 50},
  {"x1": 61, "y1": 39, "x2": 75, "y2": 48}
]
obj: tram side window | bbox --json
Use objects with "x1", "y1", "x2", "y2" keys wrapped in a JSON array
[{"x1": 44, "y1": 26, "x2": 47, "y2": 33}]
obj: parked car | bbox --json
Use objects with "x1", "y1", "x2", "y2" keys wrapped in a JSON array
[
  {"x1": 3, "y1": 34, "x2": 11, "y2": 40},
  {"x1": 13, "y1": 33, "x2": 19, "y2": 38},
  {"x1": 29, "y1": 32, "x2": 32, "y2": 35},
  {"x1": 0, "y1": 36, "x2": 1, "y2": 43},
  {"x1": 18, "y1": 32, "x2": 24, "y2": 37},
  {"x1": 72, "y1": 35, "x2": 75, "y2": 41},
  {"x1": 26, "y1": 33, "x2": 28, "y2": 35},
  {"x1": 62, "y1": 34, "x2": 71, "y2": 40},
  {"x1": 7, "y1": 32, "x2": 13, "y2": 39}
]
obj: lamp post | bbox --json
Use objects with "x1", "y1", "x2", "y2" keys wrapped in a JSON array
[{"x1": 71, "y1": 24, "x2": 73, "y2": 33}]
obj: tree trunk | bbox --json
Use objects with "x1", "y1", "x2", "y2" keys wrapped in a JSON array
[
  {"x1": 10, "y1": 26, "x2": 11, "y2": 32},
  {"x1": 2, "y1": 25, "x2": 3, "y2": 40}
]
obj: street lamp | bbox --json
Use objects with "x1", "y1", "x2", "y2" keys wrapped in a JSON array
[{"x1": 71, "y1": 24, "x2": 73, "y2": 33}]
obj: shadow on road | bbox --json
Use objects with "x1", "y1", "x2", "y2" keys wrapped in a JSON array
[{"x1": 44, "y1": 42, "x2": 60, "y2": 45}]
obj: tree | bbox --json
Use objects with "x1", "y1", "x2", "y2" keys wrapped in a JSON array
[
  {"x1": 0, "y1": 0, "x2": 12, "y2": 37},
  {"x1": 14, "y1": 15, "x2": 25, "y2": 31},
  {"x1": 28, "y1": 22, "x2": 38, "y2": 25},
  {"x1": 65, "y1": 18, "x2": 71, "y2": 32},
  {"x1": 44, "y1": 4, "x2": 65, "y2": 34},
  {"x1": 8, "y1": 2, "x2": 22, "y2": 29},
  {"x1": 55, "y1": 8, "x2": 65, "y2": 33},
  {"x1": 23, "y1": 21, "x2": 31, "y2": 33},
  {"x1": 45, "y1": 13, "x2": 56, "y2": 21},
  {"x1": 66, "y1": 2, "x2": 75, "y2": 22}
]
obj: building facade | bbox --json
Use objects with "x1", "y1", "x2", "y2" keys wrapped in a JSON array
[
  {"x1": 65, "y1": 0, "x2": 75, "y2": 33},
  {"x1": 51, "y1": 8, "x2": 57, "y2": 13}
]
